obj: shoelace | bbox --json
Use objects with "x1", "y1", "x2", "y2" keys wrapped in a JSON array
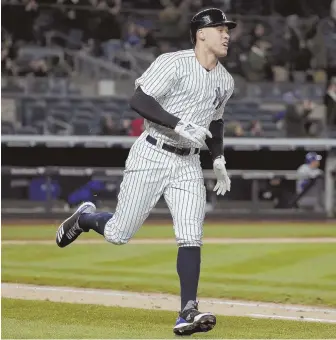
[{"x1": 179, "y1": 300, "x2": 199, "y2": 315}]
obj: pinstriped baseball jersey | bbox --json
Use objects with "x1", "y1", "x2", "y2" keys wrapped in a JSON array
[{"x1": 135, "y1": 49, "x2": 234, "y2": 148}]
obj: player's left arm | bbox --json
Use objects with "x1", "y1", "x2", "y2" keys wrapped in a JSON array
[
  {"x1": 205, "y1": 78, "x2": 234, "y2": 195},
  {"x1": 205, "y1": 118, "x2": 224, "y2": 161}
]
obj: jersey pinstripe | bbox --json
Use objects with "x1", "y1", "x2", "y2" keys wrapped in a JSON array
[
  {"x1": 135, "y1": 49, "x2": 234, "y2": 148},
  {"x1": 104, "y1": 133, "x2": 205, "y2": 246},
  {"x1": 104, "y1": 50, "x2": 234, "y2": 247}
]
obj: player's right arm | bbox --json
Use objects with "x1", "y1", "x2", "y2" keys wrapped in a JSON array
[
  {"x1": 297, "y1": 165, "x2": 323, "y2": 178},
  {"x1": 130, "y1": 53, "x2": 211, "y2": 146},
  {"x1": 130, "y1": 53, "x2": 179, "y2": 130}
]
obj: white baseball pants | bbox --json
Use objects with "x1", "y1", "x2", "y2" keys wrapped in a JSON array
[{"x1": 104, "y1": 133, "x2": 206, "y2": 247}]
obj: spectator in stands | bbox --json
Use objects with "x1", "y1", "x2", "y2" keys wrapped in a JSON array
[
  {"x1": 319, "y1": 0, "x2": 336, "y2": 103},
  {"x1": 100, "y1": 114, "x2": 121, "y2": 135},
  {"x1": 284, "y1": 98, "x2": 315, "y2": 137},
  {"x1": 189, "y1": 0, "x2": 203, "y2": 12},
  {"x1": 2, "y1": 0, "x2": 37, "y2": 42},
  {"x1": 120, "y1": 118, "x2": 132, "y2": 135},
  {"x1": 124, "y1": 22, "x2": 142, "y2": 47},
  {"x1": 95, "y1": 0, "x2": 122, "y2": 59},
  {"x1": 177, "y1": 0, "x2": 202, "y2": 40},
  {"x1": 100, "y1": 115, "x2": 131, "y2": 135},
  {"x1": 243, "y1": 39, "x2": 273, "y2": 82},
  {"x1": 325, "y1": 77, "x2": 336, "y2": 127},
  {"x1": 80, "y1": 38, "x2": 100, "y2": 57},
  {"x1": 1, "y1": 0, "x2": 333, "y2": 94},
  {"x1": 247, "y1": 120, "x2": 264, "y2": 137},
  {"x1": 24, "y1": 0, "x2": 38, "y2": 13},
  {"x1": 157, "y1": 38, "x2": 176, "y2": 55},
  {"x1": 273, "y1": 110, "x2": 286, "y2": 132},
  {"x1": 261, "y1": 177, "x2": 296, "y2": 209},
  {"x1": 158, "y1": 0, "x2": 184, "y2": 38},
  {"x1": 225, "y1": 121, "x2": 245, "y2": 137},
  {"x1": 285, "y1": 14, "x2": 317, "y2": 82},
  {"x1": 1, "y1": 54, "x2": 17, "y2": 76},
  {"x1": 129, "y1": 117, "x2": 144, "y2": 136},
  {"x1": 137, "y1": 21, "x2": 158, "y2": 49},
  {"x1": 248, "y1": 22, "x2": 267, "y2": 48},
  {"x1": 221, "y1": 19, "x2": 245, "y2": 77},
  {"x1": 49, "y1": 56, "x2": 72, "y2": 77},
  {"x1": 211, "y1": 0, "x2": 231, "y2": 12},
  {"x1": 1, "y1": 34, "x2": 18, "y2": 76},
  {"x1": 16, "y1": 58, "x2": 49, "y2": 77}
]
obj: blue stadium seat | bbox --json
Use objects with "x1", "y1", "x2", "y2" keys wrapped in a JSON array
[
  {"x1": 73, "y1": 110, "x2": 94, "y2": 122},
  {"x1": 72, "y1": 119, "x2": 92, "y2": 135},
  {"x1": 24, "y1": 103, "x2": 46, "y2": 125},
  {"x1": 49, "y1": 110, "x2": 69, "y2": 122}
]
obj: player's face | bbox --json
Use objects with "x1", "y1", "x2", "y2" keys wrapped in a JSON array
[
  {"x1": 311, "y1": 160, "x2": 320, "y2": 168},
  {"x1": 203, "y1": 25, "x2": 230, "y2": 57}
]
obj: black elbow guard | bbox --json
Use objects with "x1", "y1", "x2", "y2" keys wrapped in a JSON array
[{"x1": 205, "y1": 119, "x2": 224, "y2": 160}]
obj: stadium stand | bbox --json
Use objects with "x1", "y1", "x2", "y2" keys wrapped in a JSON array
[{"x1": 1, "y1": 0, "x2": 336, "y2": 137}]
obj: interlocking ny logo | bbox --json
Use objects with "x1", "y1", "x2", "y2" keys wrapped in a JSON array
[{"x1": 213, "y1": 87, "x2": 228, "y2": 110}]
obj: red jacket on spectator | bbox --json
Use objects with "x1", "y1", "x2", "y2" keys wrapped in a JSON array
[{"x1": 129, "y1": 118, "x2": 144, "y2": 136}]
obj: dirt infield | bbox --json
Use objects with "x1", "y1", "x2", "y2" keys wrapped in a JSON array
[
  {"x1": 3, "y1": 237, "x2": 336, "y2": 245},
  {"x1": 2, "y1": 283, "x2": 336, "y2": 324}
]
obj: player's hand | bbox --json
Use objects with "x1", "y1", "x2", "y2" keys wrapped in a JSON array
[
  {"x1": 213, "y1": 155, "x2": 231, "y2": 195},
  {"x1": 174, "y1": 120, "x2": 212, "y2": 147}
]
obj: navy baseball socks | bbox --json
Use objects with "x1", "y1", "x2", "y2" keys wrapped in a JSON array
[
  {"x1": 78, "y1": 212, "x2": 113, "y2": 236},
  {"x1": 56, "y1": 202, "x2": 113, "y2": 247},
  {"x1": 177, "y1": 246, "x2": 200, "y2": 310},
  {"x1": 174, "y1": 246, "x2": 216, "y2": 336}
]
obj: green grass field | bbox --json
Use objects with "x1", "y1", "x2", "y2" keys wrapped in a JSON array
[
  {"x1": 2, "y1": 223, "x2": 336, "y2": 240},
  {"x1": 2, "y1": 241, "x2": 336, "y2": 306},
  {"x1": 2, "y1": 299, "x2": 336, "y2": 339},
  {"x1": 2, "y1": 223, "x2": 336, "y2": 339}
]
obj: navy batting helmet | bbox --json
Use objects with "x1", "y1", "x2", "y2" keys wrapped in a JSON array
[
  {"x1": 305, "y1": 152, "x2": 322, "y2": 164},
  {"x1": 190, "y1": 8, "x2": 237, "y2": 45}
]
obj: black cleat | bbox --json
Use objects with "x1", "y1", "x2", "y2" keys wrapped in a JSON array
[
  {"x1": 56, "y1": 202, "x2": 96, "y2": 248},
  {"x1": 173, "y1": 300, "x2": 216, "y2": 336}
]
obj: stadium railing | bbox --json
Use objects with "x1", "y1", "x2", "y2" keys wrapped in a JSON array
[
  {"x1": 1, "y1": 165, "x2": 335, "y2": 219},
  {"x1": 1, "y1": 136, "x2": 336, "y2": 219}
]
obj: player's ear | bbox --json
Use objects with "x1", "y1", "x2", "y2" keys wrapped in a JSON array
[{"x1": 198, "y1": 29, "x2": 205, "y2": 42}]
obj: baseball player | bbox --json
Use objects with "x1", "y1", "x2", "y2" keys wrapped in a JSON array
[
  {"x1": 296, "y1": 152, "x2": 324, "y2": 210},
  {"x1": 56, "y1": 8, "x2": 236, "y2": 336},
  {"x1": 297, "y1": 152, "x2": 323, "y2": 193}
]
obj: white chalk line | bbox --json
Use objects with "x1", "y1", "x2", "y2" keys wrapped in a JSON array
[{"x1": 249, "y1": 314, "x2": 336, "y2": 324}]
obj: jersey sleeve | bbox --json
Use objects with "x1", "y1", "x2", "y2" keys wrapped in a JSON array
[
  {"x1": 297, "y1": 165, "x2": 310, "y2": 178},
  {"x1": 297, "y1": 165, "x2": 323, "y2": 178},
  {"x1": 134, "y1": 53, "x2": 178, "y2": 101},
  {"x1": 213, "y1": 75, "x2": 234, "y2": 120}
]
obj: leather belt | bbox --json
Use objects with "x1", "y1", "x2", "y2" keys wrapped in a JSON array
[{"x1": 146, "y1": 135, "x2": 200, "y2": 156}]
